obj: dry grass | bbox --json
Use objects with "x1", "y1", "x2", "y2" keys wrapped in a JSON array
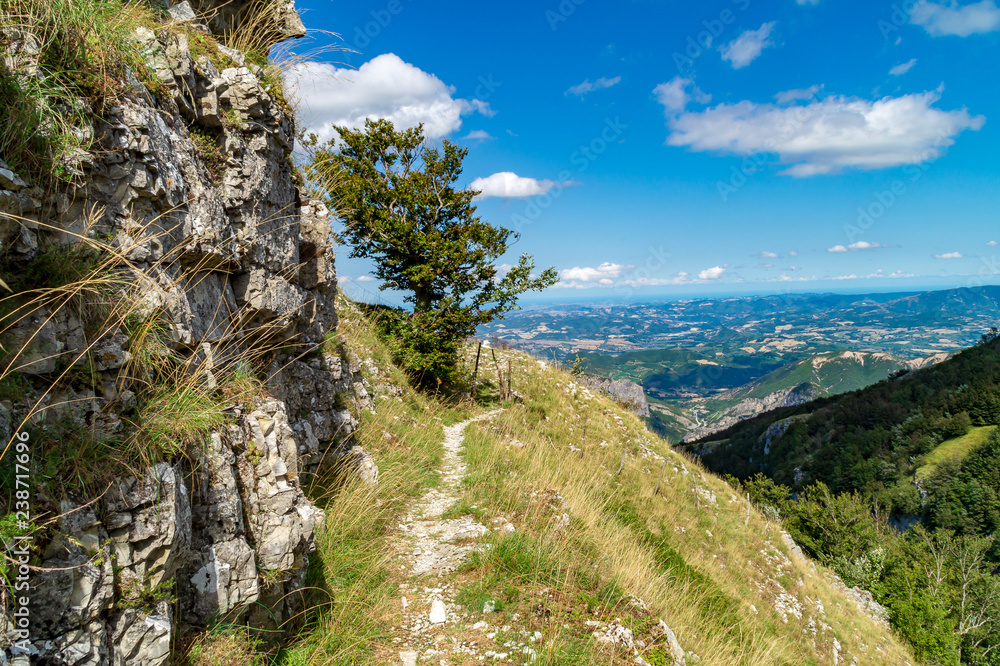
[
  {"x1": 280, "y1": 322, "x2": 915, "y2": 665},
  {"x1": 0, "y1": 0, "x2": 162, "y2": 180},
  {"x1": 449, "y1": 346, "x2": 916, "y2": 666},
  {"x1": 280, "y1": 298, "x2": 474, "y2": 664}
]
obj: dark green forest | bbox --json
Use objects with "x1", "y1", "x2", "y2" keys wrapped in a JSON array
[{"x1": 694, "y1": 332, "x2": 1000, "y2": 664}]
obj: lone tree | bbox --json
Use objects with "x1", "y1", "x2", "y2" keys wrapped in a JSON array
[{"x1": 310, "y1": 119, "x2": 557, "y2": 383}]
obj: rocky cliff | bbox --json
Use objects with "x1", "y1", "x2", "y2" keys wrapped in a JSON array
[{"x1": 0, "y1": 3, "x2": 370, "y2": 663}]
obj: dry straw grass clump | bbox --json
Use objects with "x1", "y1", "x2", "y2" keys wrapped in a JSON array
[{"x1": 0, "y1": 0, "x2": 162, "y2": 180}]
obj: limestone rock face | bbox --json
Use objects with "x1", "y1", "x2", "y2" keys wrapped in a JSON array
[{"x1": 0, "y1": 3, "x2": 374, "y2": 662}]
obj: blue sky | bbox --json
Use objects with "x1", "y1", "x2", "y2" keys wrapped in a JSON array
[{"x1": 288, "y1": 0, "x2": 1000, "y2": 303}]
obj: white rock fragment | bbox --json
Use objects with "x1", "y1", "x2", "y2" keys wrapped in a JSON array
[{"x1": 429, "y1": 599, "x2": 447, "y2": 624}]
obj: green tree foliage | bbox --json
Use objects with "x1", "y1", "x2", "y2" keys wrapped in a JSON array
[
  {"x1": 697, "y1": 335, "x2": 1000, "y2": 513},
  {"x1": 310, "y1": 119, "x2": 557, "y2": 383},
  {"x1": 734, "y1": 475, "x2": 1000, "y2": 665}
]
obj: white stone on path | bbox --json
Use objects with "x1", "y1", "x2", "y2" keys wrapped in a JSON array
[
  {"x1": 429, "y1": 599, "x2": 447, "y2": 624},
  {"x1": 400, "y1": 650, "x2": 418, "y2": 666}
]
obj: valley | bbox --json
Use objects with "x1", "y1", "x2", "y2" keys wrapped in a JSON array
[{"x1": 482, "y1": 286, "x2": 1000, "y2": 442}]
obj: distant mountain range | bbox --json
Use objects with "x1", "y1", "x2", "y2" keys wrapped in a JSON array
[{"x1": 484, "y1": 285, "x2": 1000, "y2": 443}]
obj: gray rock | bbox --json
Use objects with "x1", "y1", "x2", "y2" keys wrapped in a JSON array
[
  {"x1": 110, "y1": 607, "x2": 171, "y2": 666},
  {"x1": 579, "y1": 375, "x2": 650, "y2": 417},
  {"x1": 167, "y1": 1, "x2": 198, "y2": 22}
]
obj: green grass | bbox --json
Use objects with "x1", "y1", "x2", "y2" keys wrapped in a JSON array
[
  {"x1": 0, "y1": 0, "x2": 162, "y2": 181},
  {"x1": 917, "y1": 425, "x2": 998, "y2": 479}
]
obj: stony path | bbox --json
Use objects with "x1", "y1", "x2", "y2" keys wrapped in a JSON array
[{"x1": 393, "y1": 410, "x2": 506, "y2": 666}]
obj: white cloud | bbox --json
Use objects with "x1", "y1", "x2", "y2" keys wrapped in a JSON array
[
  {"x1": 462, "y1": 130, "x2": 493, "y2": 141},
  {"x1": 890, "y1": 59, "x2": 918, "y2": 76},
  {"x1": 757, "y1": 250, "x2": 779, "y2": 258},
  {"x1": 767, "y1": 274, "x2": 814, "y2": 282},
  {"x1": 720, "y1": 22, "x2": 777, "y2": 69},
  {"x1": 469, "y1": 172, "x2": 577, "y2": 200},
  {"x1": 829, "y1": 241, "x2": 888, "y2": 252},
  {"x1": 653, "y1": 77, "x2": 711, "y2": 114},
  {"x1": 796, "y1": 0, "x2": 820, "y2": 4},
  {"x1": 829, "y1": 270, "x2": 915, "y2": 280},
  {"x1": 935, "y1": 251, "x2": 964, "y2": 259},
  {"x1": 356, "y1": 275, "x2": 376, "y2": 283},
  {"x1": 567, "y1": 76, "x2": 621, "y2": 96},
  {"x1": 789, "y1": 250, "x2": 799, "y2": 256},
  {"x1": 619, "y1": 273, "x2": 695, "y2": 288},
  {"x1": 988, "y1": 240, "x2": 998, "y2": 246},
  {"x1": 699, "y1": 266, "x2": 727, "y2": 280},
  {"x1": 911, "y1": 0, "x2": 1000, "y2": 36},
  {"x1": 560, "y1": 262, "x2": 631, "y2": 283},
  {"x1": 666, "y1": 90, "x2": 985, "y2": 176},
  {"x1": 287, "y1": 54, "x2": 492, "y2": 142},
  {"x1": 775, "y1": 85, "x2": 823, "y2": 104}
]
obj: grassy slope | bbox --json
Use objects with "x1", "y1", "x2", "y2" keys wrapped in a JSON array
[
  {"x1": 280, "y1": 302, "x2": 914, "y2": 666},
  {"x1": 916, "y1": 426, "x2": 999, "y2": 480},
  {"x1": 738, "y1": 352, "x2": 906, "y2": 400}
]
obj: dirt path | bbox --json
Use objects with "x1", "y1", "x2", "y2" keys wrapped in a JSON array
[{"x1": 392, "y1": 410, "x2": 507, "y2": 665}]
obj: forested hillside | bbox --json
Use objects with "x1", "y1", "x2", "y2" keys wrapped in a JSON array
[
  {"x1": 687, "y1": 332, "x2": 1000, "y2": 664},
  {"x1": 692, "y1": 333, "x2": 1000, "y2": 510}
]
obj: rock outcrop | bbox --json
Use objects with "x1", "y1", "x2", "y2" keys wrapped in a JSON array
[
  {"x1": 579, "y1": 375, "x2": 650, "y2": 417},
  {"x1": 0, "y1": 2, "x2": 370, "y2": 663}
]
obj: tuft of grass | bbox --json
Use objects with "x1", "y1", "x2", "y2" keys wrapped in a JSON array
[
  {"x1": 181, "y1": 625, "x2": 267, "y2": 666},
  {"x1": 0, "y1": 0, "x2": 161, "y2": 181},
  {"x1": 134, "y1": 383, "x2": 228, "y2": 458},
  {"x1": 188, "y1": 126, "x2": 227, "y2": 182}
]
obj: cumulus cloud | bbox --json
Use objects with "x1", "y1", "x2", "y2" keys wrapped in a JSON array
[
  {"x1": 756, "y1": 250, "x2": 780, "y2": 258},
  {"x1": 720, "y1": 22, "x2": 777, "y2": 69},
  {"x1": 665, "y1": 89, "x2": 985, "y2": 176},
  {"x1": 469, "y1": 172, "x2": 578, "y2": 200},
  {"x1": 653, "y1": 77, "x2": 711, "y2": 114},
  {"x1": 699, "y1": 266, "x2": 727, "y2": 280},
  {"x1": 935, "y1": 251, "x2": 964, "y2": 259},
  {"x1": 560, "y1": 262, "x2": 631, "y2": 283},
  {"x1": 356, "y1": 275, "x2": 376, "y2": 283},
  {"x1": 775, "y1": 85, "x2": 823, "y2": 104},
  {"x1": 829, "y1": 241, "x2": 888, "y2": 252},
  {"x1": 889, "y1": 59, "x2": 918, "y2": 77},
  {"x1": 911, "y1": 0, "x2": 1000, "y2": 36},
  {"x1": 567, "y1": 76, "x2": 622, "y2": 96},
  {"x1": 988, "y1": 240, "x2": 999, "y2": 246},
  {"x1": 287, "y1": 54, "x2": 492, "y2": 142}
]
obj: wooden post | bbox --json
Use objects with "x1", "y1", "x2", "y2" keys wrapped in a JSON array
[
  {"x1": 491, "y1": 349, "x2": 504, "y2": 400},
  {"x1": 654, "y1": 459, "x2": 667, "y2": 497},
  {"x1": 694, "y1": 484, "x2": 700, "y2": 509},
  {"x1": 617, "y1": 444, "x2": 627, "y2": 476},
  {"x1": 472, "y1": 341, "x2": 483, "y2": 387},
  {"x1": 746, "y1": 493, "x2": 751, "y2": 527},
  {"x1": 507, "y1": 358, "x2": 512, "y2": 397}
]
